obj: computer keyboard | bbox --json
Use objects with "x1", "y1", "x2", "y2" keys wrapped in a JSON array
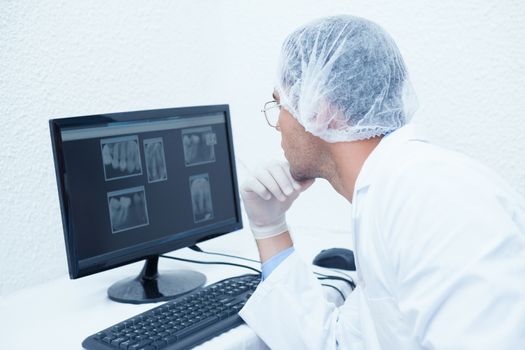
[{"x1": 82, "y1": 274, "x2": 261, "y2": 350}]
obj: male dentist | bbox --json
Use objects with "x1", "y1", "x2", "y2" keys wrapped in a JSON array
[{"x1": 239, "y1": 15, "x2": 525, "y2": 349}]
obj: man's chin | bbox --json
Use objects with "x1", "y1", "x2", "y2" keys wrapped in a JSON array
[{"x1": 289, "y1": 166, "x2": 313, "y2": 182}]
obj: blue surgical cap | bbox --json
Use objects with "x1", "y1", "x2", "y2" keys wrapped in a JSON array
[{"x1": 276, "y1": 15, "x2": 417, "y2": 142}]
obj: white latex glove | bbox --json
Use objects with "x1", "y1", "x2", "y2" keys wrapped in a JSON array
[{"x1": 240, "y1": 161, "x2": 315, "y2": 240}]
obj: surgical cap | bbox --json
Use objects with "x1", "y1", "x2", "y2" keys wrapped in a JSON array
[{"x1": 275, "y1": 15, "x2": 417, "y2": 143}]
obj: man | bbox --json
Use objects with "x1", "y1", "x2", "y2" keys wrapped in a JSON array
[{"x1": 238, "y1": 15, "x2": 525, "y2": 349}]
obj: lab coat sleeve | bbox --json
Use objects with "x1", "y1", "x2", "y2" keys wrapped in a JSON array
[
  {"x1": 239, "y1": 251, "x2": 364, "y2": 350},
  {"x1": 378, "y1": 161, "x2": 525, "y2": 349}
]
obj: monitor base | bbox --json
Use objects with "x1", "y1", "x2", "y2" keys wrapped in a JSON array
[{"x1": 107, "y1": 256, "x2": 206, "y2": 304}]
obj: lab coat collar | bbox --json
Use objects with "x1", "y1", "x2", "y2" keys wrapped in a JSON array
[{"x1": 354, "y1": 123, "x2": 429, "y2": 193}]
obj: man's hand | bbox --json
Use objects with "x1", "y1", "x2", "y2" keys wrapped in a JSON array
[{"x1": 240, "y1": 161, "x2": 314, "y2": 240}]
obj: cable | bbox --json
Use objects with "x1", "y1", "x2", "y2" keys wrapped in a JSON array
[
  {"x1": 173, "y1": 246, "x2": 354, "y2": 290},
  {"x1": 318, "y1": 276, "x2": 355, "y2": 290},
  {"x1": 328, "y1": 269, "x2": 355, "y2": 282},
  {"x1": 321, "y1": 284, "x2": 346, "y2": 301},
  {"x1": 160, "y1": 254, "x2": 261, "y2": 274},
  {"x1": 189, "y1": 245, "x2": 261, "y2": 264},
  {"x1": 317, "y1": 274, "x2": 356, "y2": 290},
  {"x1": 315, "y1": 272, "x2": 356, "y2": 290},
  {"x1": 315, "y1": 271, "x2": 354, "y2": 283}
]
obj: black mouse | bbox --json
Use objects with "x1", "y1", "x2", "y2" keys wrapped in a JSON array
[{"x1": 312, "y1": 247, "x2": 356, "y2": 271}]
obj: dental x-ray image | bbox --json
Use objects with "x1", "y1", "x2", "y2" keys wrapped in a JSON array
[
  {"x1": 101, "y1": 135, "x2": 143, "y2": 181},
  {"x1": 189, "y1": 174, "x2": 214, "y2": 223},
  {"x1": 107, "y1": 186, "x2": 149, "y2": 233},
  {"x1": 182, "y1": 126, "x2": 217, "y2": 166},
  {"x1": 143, "y1": 137, "x2": 168, "y2": 183}
]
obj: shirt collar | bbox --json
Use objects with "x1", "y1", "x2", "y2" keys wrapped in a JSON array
[{"x1": 353, "y1": 123, "x2": 429, "y2": 193}]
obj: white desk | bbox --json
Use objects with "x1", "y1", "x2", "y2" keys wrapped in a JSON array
[{"x1": 0, "y1": 228, "x2": 354, "y2": 349}]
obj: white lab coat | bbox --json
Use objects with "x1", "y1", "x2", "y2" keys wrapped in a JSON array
[{"x1": 239, "y1": 124, "x2": 525, "y2": 349}]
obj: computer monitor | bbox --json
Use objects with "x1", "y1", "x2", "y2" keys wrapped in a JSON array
[{"x1": 49, "y1": 105, "x2": 243, "y2": 304}]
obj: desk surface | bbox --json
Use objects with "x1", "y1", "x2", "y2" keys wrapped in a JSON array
[{"x1": 0, "y1": 228, "x2": 352, "y2": 350}]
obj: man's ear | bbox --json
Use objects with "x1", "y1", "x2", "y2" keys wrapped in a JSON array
[{"x1": 313, "y1": 97, "x2": 346, "y2": 134}]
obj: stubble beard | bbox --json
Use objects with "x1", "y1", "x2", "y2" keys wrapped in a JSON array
[{"x1": 288, "y1": 150, "x2": 328, "y2": 182}]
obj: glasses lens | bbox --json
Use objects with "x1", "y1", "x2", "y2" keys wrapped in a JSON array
[{"x1": 265, "y1": 102, "x2": 280, "y2": 127}]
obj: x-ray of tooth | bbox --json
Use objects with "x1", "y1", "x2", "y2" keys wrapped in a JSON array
[
  {"x1": 189, "y1": 174, "x2": 214, "y2": 223},
  {"x1": 144, "y1": 137, "x2": 168, "y2": 183},
  {"x1": 181, "y1": 126, "x2": 217, "y2": 167},
  {"x1": 107, "y1": 186, "x2": 149, "y2": 233},
  {"x1": 101, "y1": 135, "x2": 143, "y2": 181}
]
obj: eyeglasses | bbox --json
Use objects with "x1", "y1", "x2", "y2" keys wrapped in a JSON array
[{"x1": 261, "y1": 100, "x2": 281, "y2": 130}]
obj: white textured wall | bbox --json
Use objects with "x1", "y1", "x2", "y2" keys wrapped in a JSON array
[{"x1": 1, "y1": 0, "x2": 524, "y2": 297}]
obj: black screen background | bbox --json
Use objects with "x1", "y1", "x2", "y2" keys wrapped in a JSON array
[{"x1": 61, "y1": 117, "x2": 237, "y2": 260}]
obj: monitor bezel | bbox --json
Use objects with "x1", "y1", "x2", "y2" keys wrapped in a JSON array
[{"x1": 49, "y1": 105, "x2": 243, "y2": 279}]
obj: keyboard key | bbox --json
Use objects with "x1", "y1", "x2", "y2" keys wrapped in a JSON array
[
  {"x1": 153, "y1": 339, "x2": 168, "y2": 348},
  {"x1": 164, "y1": 334, "x2": 178, "y2": 344},
  {"x1": 111, "y1": 336, "x2": 128, "y2": 346},
  {"x1": 129, "y1": 339, "x2": 152, "y2": 349},
  {"x1": 102, "y1": 335, "x2": 115, "y2": 344},
  {"x1": 93, "y1": 332, "x2": 105, "y2": 340},
  {"x1": 175, "y1": 316, "x2": 219, "y2": 339},
  {"x1": 120, "y1": 339, "x2": 135, "y2": 349},
  {"x1": 218, "y1": 311, "x2": 230, "y2": 320},
  {"x1": 136, "y1": 346, "x2": 155, "y2": 350}
]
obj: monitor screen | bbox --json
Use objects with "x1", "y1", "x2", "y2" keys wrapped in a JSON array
[{"x1": 50, "y1": 105, "x2": 242, "y2": 279}]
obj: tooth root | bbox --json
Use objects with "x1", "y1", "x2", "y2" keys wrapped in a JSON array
[
  {"x1": 112, "y1": 142, "x2": 120, "y2": 169},
  {"x1": 119, "y1": 142, "x2": 127, "y2": 172},
  {"x1": 126, "y1": 141, "x2": 135, "y2": 173}
]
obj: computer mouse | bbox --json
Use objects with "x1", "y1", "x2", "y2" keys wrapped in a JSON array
[{"x1": 312, "y1": 247, "x2": 356, "y2": 271}]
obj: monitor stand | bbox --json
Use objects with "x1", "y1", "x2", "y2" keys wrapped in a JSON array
[{"x1": 107, "y1": 255, "x2": 206, "y2": 304}]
